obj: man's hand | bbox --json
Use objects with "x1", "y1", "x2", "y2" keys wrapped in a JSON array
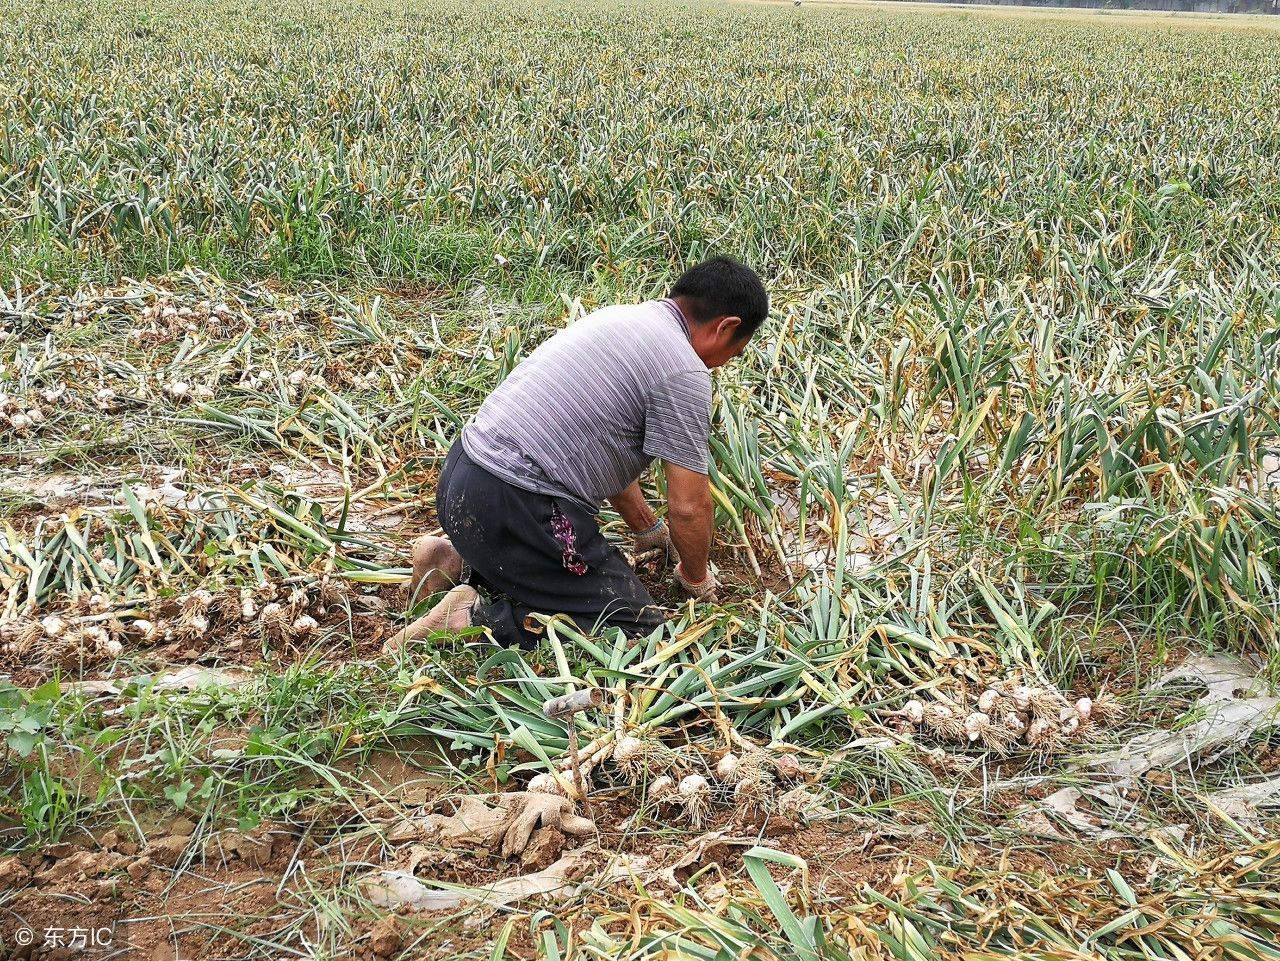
[
  {"x1": 675, "y1": 561, "x2": 720, "y2": 603},
  {"x1": 633, "y1": 519, "x2": 679, "y2": 566},
  {"x1": 609, "y1": 482, "x2": 679, "y2": 566}
]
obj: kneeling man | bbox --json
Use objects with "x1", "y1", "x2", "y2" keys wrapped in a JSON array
[{"x1": 386, "y1": 257, "x2": 768, "y2": 650}]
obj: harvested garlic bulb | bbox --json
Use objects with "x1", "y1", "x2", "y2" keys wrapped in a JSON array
[
  {"x1": 528, "y1": 772, "x2": 565, "y2": 795},
  {"x1": 902, "y1": 699, "x2": 924, "y2": 725},
  {"x1": 716, "y1": 752, "x2": 740, "y2": 782},
  {"x1": 677, "y1": 774, "x2": 711, "y2": 827},
  {"x1": 648, "y1": 775, "x2": 676, "y2": 805}
]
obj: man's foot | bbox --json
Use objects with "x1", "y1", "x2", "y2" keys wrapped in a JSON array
[
  {"x1": 410, "y1": 535, "x2": 464, "y2": 600},
  {"x1": 383, "y1": 585, "x2": 478, "y2": 654}
]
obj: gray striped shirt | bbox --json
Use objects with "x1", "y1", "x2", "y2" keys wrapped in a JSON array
[{"x1": 461, "y1": 299, "x2": 712, "y2": 511}]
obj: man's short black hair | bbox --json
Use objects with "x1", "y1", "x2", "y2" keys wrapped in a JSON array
[{"x1": 669, "y1": 256, "x2": 768, "y2": 340}]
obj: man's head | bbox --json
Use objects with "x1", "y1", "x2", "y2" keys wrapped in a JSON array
[{"x1": 669, "y1": 257, "x2": 768, "y2": 369}]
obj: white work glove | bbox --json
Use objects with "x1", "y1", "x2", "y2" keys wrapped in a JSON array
[
  {"x1": 633, "y1": 520, "x2": 679, "y2": 567},
  {"x1": 675, "y1": 561, "x2": 719, "y2": 604}
]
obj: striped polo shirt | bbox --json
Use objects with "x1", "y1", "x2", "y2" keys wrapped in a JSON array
[{"x1": 461, "y1": 299, "x2": 712, "y2": 511}]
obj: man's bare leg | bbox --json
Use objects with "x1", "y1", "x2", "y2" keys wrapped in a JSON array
[
  {"x1": 410, "y1": 534, "x2": 464, "y2": 601},
  {"x1": 383, "y1": 585, "x2": 478, "y2": 654}
]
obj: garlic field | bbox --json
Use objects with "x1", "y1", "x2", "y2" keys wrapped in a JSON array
[{"x1": 3, "y1": 0, "x2": 1280, "y2": 958}]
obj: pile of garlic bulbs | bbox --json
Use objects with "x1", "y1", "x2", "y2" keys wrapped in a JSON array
[
  {"x1": 890, "y1": 676, "x2": 1123, "y2": 754},
  {"x1": 530, "y1": 734, "x2": 825, "y2": 827},
  {"x1": 1, "y1": 390, "x2": 48, "y2": 435}
]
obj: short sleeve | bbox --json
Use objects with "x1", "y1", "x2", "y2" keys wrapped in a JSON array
[{"x1": 643, "y1": 371, "x2": 713, "y2": 474}]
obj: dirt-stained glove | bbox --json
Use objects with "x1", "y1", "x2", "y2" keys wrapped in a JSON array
[
  {"x1": 675, "y1": 562, "x2": 720, "y2": 604},
  {"x1": 633, "y1": 520, "x2": 679, "y2": 566}
]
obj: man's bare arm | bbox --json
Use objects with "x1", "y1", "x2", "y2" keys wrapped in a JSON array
[
  {"x1": 663, "y1": 462, "x2": 713, "y2": 583},
  {"x1": 608, "y1": 481, "x2": 659, "y2": 533}
]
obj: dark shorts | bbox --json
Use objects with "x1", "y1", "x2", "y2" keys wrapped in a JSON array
[{"x1": 436, "y1": 444, "x2": 665, "y2": 648}]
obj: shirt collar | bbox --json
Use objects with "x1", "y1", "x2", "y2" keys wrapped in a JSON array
[{"x1": 661, "y1": 298, "x2": 692, "y2": 340}]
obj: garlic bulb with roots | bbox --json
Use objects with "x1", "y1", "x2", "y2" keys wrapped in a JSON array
[
  {"x1": 715, "y1": 752, "x2": 741, "y2": 783},
  {"x1": 1003, "y1": 712, "x2": 1027, "y2": 738},
  {"x1": 647, "y1": 775, "x2": 676, "y2": 804},
  {"x1": 177, "y1": 592, "x2": 211, "y2": 640},
  {"x1": 81, "y1": 625, "x2": 109, "y2": 648},
  {"x1": 613, "y1": 735, "x2": 645, "y2": 780},
  {"x1": 527, "y1": 772, "x2": 566, "y2": 795},
  {"x1": 260, "y1": 602, "x2": 289, "y2": 640},
  {"x1": 977, "y1": 689, "x2": 1003, "y2": 714},
  {"x1": 1092, "y1": 690, "x2": 1124, "y2": 725},
  {"x1": 777, "y1": 787, "x2": 828, "y2": 822},
  {"x1": 1026, "y1": 687, "x2": 1069, "y2": 721},
  {"x1": 733, "y1": 770, "x2": 775, "y2": 813},
  {"x1": 240, "y1": 589, "x2": 257, "y2": 622},
  {"x1": 613, "y1": 734, "x2": 681, "y2": 782},
  {"x1": 677, "y1": 774, "x2": 711, "y2": 828},
  {"x1": 1011, "y1": 685, "x2": 1034, "y2": 713},
  {"x1": 291, "y1": 615, "x2": 318, "y2": 637},
  {"x1": 963, "y1": 712, "x2": 991, "y2": 743},
  {"x1": 213, "y1": 591, "x2": 239, "y2": 621},
  {"x1": 922, "y1": 702, "x2": 965, "y2": 741},
  {"x1": 730, "y1": 747, "x2": 768, "y2": 778},
  {"x1": 17, "y1": 619, "x2": 42, "y2": 652},
  {"x1": 902, "y1": 699, "x2": 925, "y2": 725},
  {"x1": 316, "y1": 577, "x2": 345, "y2": 611},
  {"x1": 1026, "y1": 717, "x2": 1061, "y2": 750},
  {"x1": 968, "y1": 712, "x2": 1021, "y2": 752},
  {"x1": 773, "y1": 753, "x2": 805, "y2": 780},
  {"x1": 177, "y1": 613, "x2": 209, "y2": 641},
  {"x1": 41, "y1": 615, "x2": 67, "y2": 638}
]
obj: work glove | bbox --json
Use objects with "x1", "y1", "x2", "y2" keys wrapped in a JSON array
[
  {"x1": 633, "y1": 520, "x2": 679, "y2": 567},
  {"x1": 675, "y1": 561, "x2": 719, "y2": 604}
]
